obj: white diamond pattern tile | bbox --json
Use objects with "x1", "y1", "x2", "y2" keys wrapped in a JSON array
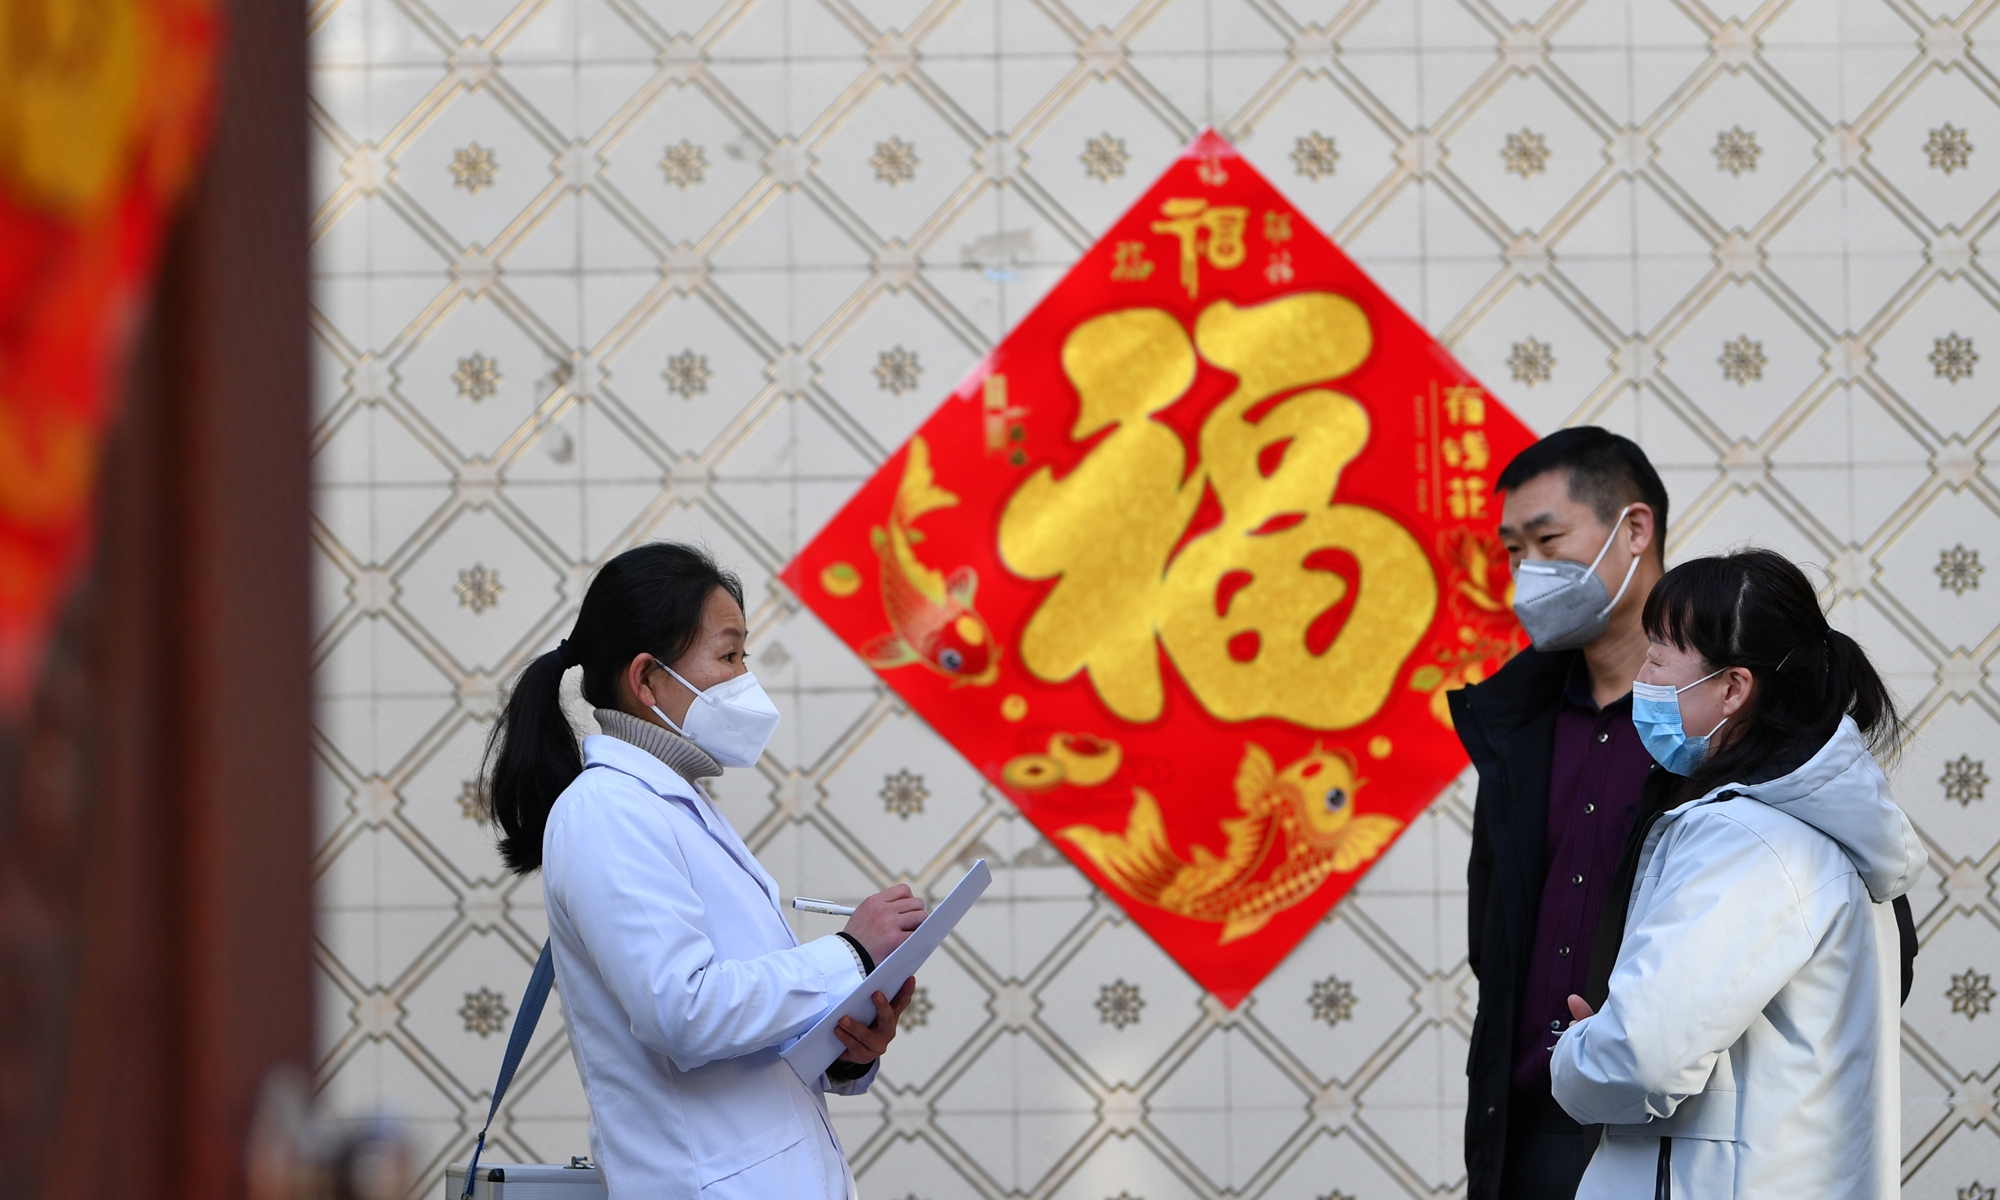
[{"x1": 312, "y1": 0, "x2": 2000, "y2": 1193}]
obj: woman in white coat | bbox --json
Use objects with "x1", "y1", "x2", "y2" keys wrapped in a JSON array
[
  {"x1": 480, "y1": 543, "x2": 925, "y2": 1198},
  {"x1": 1550, "y1": 549, "x2": 1924, "y2": 1198}
]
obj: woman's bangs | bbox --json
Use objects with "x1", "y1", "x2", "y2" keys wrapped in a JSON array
[{"x1": 1641, "y1": 573, "x2": 1704, "y2": 652}]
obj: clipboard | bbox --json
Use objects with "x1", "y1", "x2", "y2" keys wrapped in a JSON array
[{"x1": 782, "y1": 859, "x2": 992, "y2": 1083}]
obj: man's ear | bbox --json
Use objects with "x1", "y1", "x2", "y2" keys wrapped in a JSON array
[{"x1": 1623, "y1": 502, "x2": 1657, "y2": 560}]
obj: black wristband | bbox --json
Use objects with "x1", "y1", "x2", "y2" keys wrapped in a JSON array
[
  {"x1": 826, "y1": 1058, "x2": 872, "y2": 1083},
  {"x1": 835, "y1": 931, "x2": 875, "y2": 976}
]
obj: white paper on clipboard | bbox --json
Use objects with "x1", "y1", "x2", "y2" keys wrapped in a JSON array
[{"x1": 782, "y1": 859, "x2": 991, "y2": 1083}]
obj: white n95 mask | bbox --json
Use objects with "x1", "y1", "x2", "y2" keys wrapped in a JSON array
[
  {"x1": 1510, "y1": 504, "x2": 1642, "y2": 651},
  {"x1": 649, "y1": 662, "x2": 781, "y2": 767}
]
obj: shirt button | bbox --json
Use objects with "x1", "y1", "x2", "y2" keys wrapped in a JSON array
[
  {"x1": 1597, "y1": 732, "x2": 1609, "y2": 743},
  {"x1": 1558, "y1": 946, "x2": 1572, "y2": 957},
  {"x1": 1573, "y1": 874, "x2": 1585, "y2": 885},
  {"x1": 1584, "y1": 803, "x2": 1595, "y2": 814}
]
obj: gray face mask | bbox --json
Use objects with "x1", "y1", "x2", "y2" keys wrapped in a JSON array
[{"x1": 1510, "y1": 505, "x2": 1641, "y2": 651}]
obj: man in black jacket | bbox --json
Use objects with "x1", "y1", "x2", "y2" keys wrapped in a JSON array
[{"x1": 1448, "y1": 428, "x2": 1672, "y2": 1200}]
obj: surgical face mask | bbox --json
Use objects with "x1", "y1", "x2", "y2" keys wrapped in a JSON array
[
  {"x1": 648, "y1": 662, "x2": 781, "y2": 768},
  {"x1": 1630, "y1": 667, "x2": 1728, "y2": 775},
  {"x1": 1510, "y1": 505, "x2": 1643, "y2": 651}
]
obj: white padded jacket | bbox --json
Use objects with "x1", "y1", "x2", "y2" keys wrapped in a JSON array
[{"x1": 1552, "y1": 717, "x2": 1924, "y2": 1198}]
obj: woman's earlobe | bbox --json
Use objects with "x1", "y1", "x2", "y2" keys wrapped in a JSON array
[{"x1": 1725, "y1": 667, "x2": 1756, "y2": 715}]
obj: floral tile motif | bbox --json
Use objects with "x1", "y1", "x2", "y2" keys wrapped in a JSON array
[
  {"x1": 1502, "y1": 128, "x2": 1548, "y2": 177},
  {"x1": 880, "y1": 769, "x2": 927, "y2": 819},
  {"x1": 664, "y1": 349, "x2": 711, "y2": 398},
  {"x1": 1927, "y1": 124, "x2": 1973, "y2": 174},
  {"x1": 451, "y1": 143, "x2": 497, "y2": 192},
  {"x1": 1936, "y1": 544, "x2": 1983, "y2": 594},
  {"x1": 1714, "y1": 126, "x2": 1760, "y2": 175},
  {"x1": 661, "y1": 139, "x2": 707, "y2": 188},
  {"x1": 1931, "y1": 332, "x2": 1976, "y2": 382},
  {"x1": 454, "y1": 564, "x2": 502, "y2": 613},
  {"x1": 1082, "y1": 133, "x2": 1130, "y2": 182},
  {"x1": 460, "y1": 987, "x2": 510, "y2": 1036},
  {"x1": 1719, "y1": 335, "x2": 1767, "y2": 383},
  {"x1": 1948, "y1": 968, "x2": 1995, "y2": 1020},
  {"x1": 1098, "y1": 979, "x2": 1145, "y2": 1029},
  {"x1": 1308, "y1": 975, "x2": 1356, "y2": 1026},
  {"x1": 1293, "y1": 132, "x2": 1339, "y2": 180},
  {"x1": 1942, "y1": 755, "x2": 1988, "y2": 805},
  {"x1": 875, "y1": 346, "x2": 922, "y2": 395},
  {"x1": 453, "y1": 353, "x2": 500, "y2": 401},
  {"x1": 1507, "y1": 338, "x2": 1555, "y2": 386},
  {"x1": 872, "y1": 137, "x2": 918, "y2": 187}
]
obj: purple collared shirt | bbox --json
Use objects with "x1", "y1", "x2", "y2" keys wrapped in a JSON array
[{"x1": 1511, "y1": 659, "x2": 1652, "y2": 1092}]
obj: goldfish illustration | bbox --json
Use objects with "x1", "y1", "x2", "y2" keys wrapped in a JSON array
[
  {"x1": 861, "y1": 436, "x2": 1002, "y2": 687},
  {"x1": 1059, "y1": 742, "x2": 1401, "y2": 943}
]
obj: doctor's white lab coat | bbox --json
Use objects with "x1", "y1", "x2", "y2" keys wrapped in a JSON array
[{"x1": 542, "y1": 734, "x2": 874, "y2": 1199}]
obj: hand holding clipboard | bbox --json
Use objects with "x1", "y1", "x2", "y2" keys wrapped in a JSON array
[{"x1": 783, "y1": 860, "x2": 992, "y2": 1083}]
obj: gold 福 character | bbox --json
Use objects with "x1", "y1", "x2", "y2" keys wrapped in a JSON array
[
  {"x1": 1000, "y1": 293, "x2": 1439, "y2": 730},
  {"x1": 1151, "y1": 198, "x2": 1249, "y2": 299}
]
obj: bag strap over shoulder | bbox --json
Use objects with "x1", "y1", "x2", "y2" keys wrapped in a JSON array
[
  {"x1": 461, "y1": 941, "x2": 555, "y2": 1198},
  {"x1": 1894, "y1": 894, "x2": 1917, "y2": 1006}
]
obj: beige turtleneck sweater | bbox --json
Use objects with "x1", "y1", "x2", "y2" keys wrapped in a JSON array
[{"x1": 593, "y1": 706, "x2": 722, "y2": 784}]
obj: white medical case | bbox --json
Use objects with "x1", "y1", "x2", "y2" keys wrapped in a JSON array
[{"x1": 445, "y1": 1159, "x2": 607, "y2": 1199}]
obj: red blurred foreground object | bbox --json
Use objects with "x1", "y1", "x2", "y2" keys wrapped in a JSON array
[
  {"x1": 783, "y1": 131, "x2": 1538, "y2": 1005},
  {"x1": 0, "y1": 0, "x2": 222, "y2": 711}
]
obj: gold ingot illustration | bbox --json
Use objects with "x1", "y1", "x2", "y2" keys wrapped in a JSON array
[
  {"x1": 1001, "y1": 754, "x2": 1064, "y2": 791},
  {"x1": 1047, "y1": 732, "x2": 1122, "y2": 786},
  {"x1": 820, "y1": 561, "x2": 862, "y2": 597}
]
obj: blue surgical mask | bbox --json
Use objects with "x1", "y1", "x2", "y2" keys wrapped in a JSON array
[{"x1": 1630, "y1": 668, "x2": 1728, "y2": 775}]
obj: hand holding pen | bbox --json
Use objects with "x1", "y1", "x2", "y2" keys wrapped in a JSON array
[{"x1": 793, "y1": 885, "x2": 926, "y2": 962}]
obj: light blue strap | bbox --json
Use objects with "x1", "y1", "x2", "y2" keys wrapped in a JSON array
[{"x1": 462, "y1": 941, "x2": 555, "y2": 1198}]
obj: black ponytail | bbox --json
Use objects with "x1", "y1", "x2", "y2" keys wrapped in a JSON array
[
  {"x1": 480, "y1": 543, "x2": 744, "y2": 873},
  {"x1": 1642, "y1": 548, "x2": 1903, "y2": 801}
]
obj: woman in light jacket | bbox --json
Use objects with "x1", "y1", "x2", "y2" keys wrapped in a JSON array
[
  {"x1": 481, "y1": 543, "x2": 924, "y2": 1199},
  {"x1": 1551, "y1": 549, "x2": 1923, "y2": 1198}
]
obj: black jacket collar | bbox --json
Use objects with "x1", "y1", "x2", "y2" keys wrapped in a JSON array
[{"x1": 1452, "y1": 646, "x2": 1578, "y2": 753}]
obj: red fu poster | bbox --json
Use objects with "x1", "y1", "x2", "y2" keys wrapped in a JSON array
[{"x1": 784, "y1": 131, "x2": 1536, "y2": 1005}]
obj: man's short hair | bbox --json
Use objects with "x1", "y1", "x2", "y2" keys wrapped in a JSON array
[{"x1": 1495, "y1": 426, "x2": 1669, "y2": 555}]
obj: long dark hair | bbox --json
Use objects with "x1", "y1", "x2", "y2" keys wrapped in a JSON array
[
  {"x1": 1642, "y1": 548, "x2": 1901, "y2": 800},
  {"x1": 481, "y1": 542, "x2": 744, "y2": 872}
]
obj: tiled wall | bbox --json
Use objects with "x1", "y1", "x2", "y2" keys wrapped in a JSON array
[{"x1": 308, "y1": 0, "x2": 2000, "y2": 1195}]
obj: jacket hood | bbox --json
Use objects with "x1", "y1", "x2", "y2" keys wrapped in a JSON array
[{"x1": 1718, "y1": 716, "x2": 1926, "y2": 902}]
